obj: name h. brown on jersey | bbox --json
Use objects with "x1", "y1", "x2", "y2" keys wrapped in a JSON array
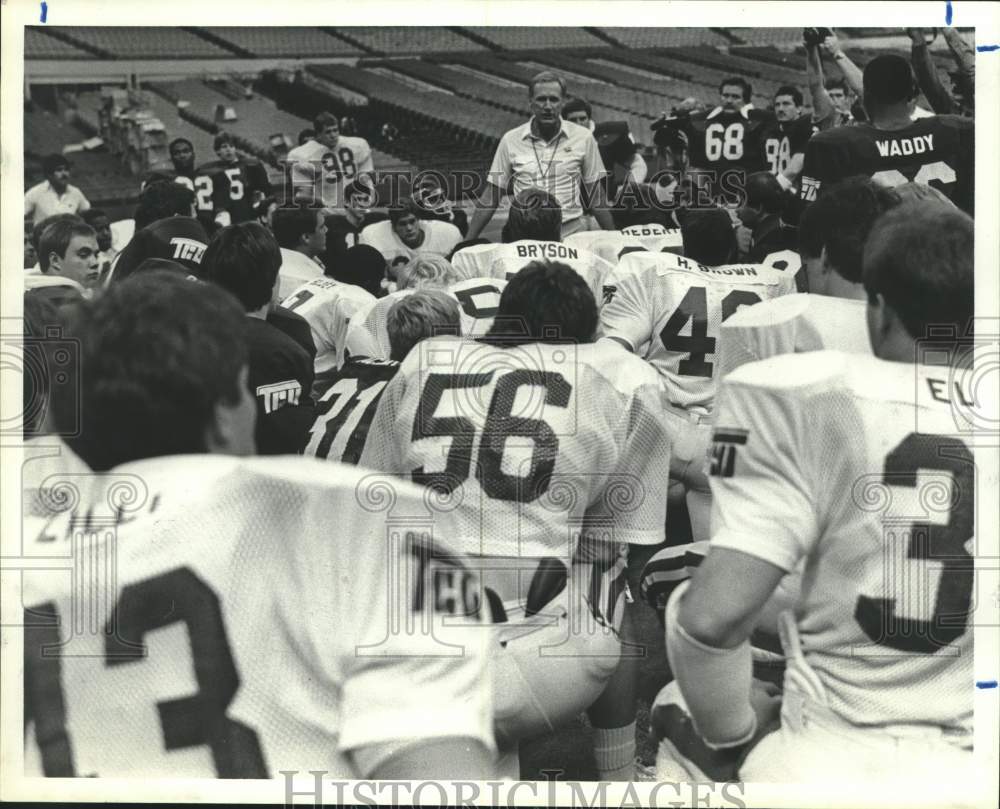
[{"x1": 672, "y1": 256, "x2": 761, "y2": 277}]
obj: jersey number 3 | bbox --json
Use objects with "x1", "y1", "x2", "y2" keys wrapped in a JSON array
[
  {"x1": 24, "y1": 568, "x2": 267, "y2": 777},
  {"x1": 855, "y1": 434, "x2": 974, "y2": 652}
]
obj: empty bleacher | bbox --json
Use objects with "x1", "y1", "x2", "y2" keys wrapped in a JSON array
[
  {"x1": 24, "y1": 106, "x2": 139, "y2": 204},
  {"x1": 51, "y1": 27, "x2": 234, "y2": 60},
  {"x1": 203, "y1": 27, "x2": 361, "y2": 58},
  {"x1": 367, "y1": 59, "x2": 527, "y2": 113},
  {"x1": 599, "y1": 28, "x2": 729, "y2": 49},
  {"x1": 123, "y1": 89, "x2": 220, "y2": 163},
  {"x1": 463, "y1": 27, "x2": 606, "y2": 50},
  {"x1": 335, "y1": 27, "x2": 487, "y2": 56},
  {"x1": 25, "y1": 27, "x2": 93, "y2": 59},
  {"x1": 606, "y1": 49, "x2": 773, "y2": 107},
  {"x1": 727, "y1": 28, "x2": 803, "y2": 47}
]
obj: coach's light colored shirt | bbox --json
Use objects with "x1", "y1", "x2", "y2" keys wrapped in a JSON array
[
  {"x1": 24, "y1": 180, "x2": 91, "y2": 225},
  {"x1": 487, "y1": 119, "x2": 606, "y2": 224}
]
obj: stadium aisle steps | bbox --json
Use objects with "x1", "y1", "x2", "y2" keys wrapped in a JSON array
[
  {"x1": 36, "y1": 27, "x2": 113, "y2": 58},
  {"x1": 182, "y1": 26, "x2": 248, "y2": 57}
]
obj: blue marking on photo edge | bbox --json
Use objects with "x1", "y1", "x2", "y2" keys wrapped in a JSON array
[
  {"x1": 40, "y1": 1, "x2": 48, "y2": 23},
  {"x1": 975, "y1": 680, "x2": 998, "y2": 689},
  {"x1": 945, "y1": 0, "x2": 953, "y2": 25},
  {"x1": 976, "y1": 44, "x2": 1000, "y2": 52}
]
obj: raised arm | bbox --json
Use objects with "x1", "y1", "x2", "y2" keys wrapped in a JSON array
[
  {"x1": 805, "y1": 41, "x2": 836, "y2": 129},
  {"x1": 821, "y1": 34, "x2": 864, "y2": 100},
  {"x1": 941, "y1": 27, "x2": 975, "y2": 108},
  {"x1": 908, "y1": 28, "x2": 957, "y2": 114}
]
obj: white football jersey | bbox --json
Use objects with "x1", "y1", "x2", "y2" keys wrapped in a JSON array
[
  {"x1": 277, "y1": 249, "x2": 324, "y2": 301},
  {"x1": 709, "y1": 350, "x2": 975, "y2": 736},
  {"x1": 360, "y1": 336, "x2": 671, "y2": 561},
  {"x1": 287, "y1": 137, "x2": 374, "y2": 211},
  {"x1": 599, "y1": 252, "x2": 794, "y2": 414},
  {"x1": 281, "y1": 277, "x2": 376, "y2": 374},
  {"x1": 21, "y1": 454, "x2": 493, "y2": 778},
  {"x1": 343, "y1": 280, "x2": 507, "y2": 363},
  {"x1": 718, "y1": 292, "x2": 872, "y2": 379},
  {"x1": 451, "y1": 242, "x2": 501, "y2": 280},
  {"x1": 343, "y1": 289, "x2": 415, "y2": 364},
  {"x1": 359, "y1": 220, "x2": 462, "y2": 276},
  {"x1": 22, "y1": 437, "x2": 91, "y2": 520},
  {"x1": 761, "y1": 248, "x2": 807, "y2": 293},
  {"x1": 449, "y1": 276, "x2": 507, "y2": 338},
  {"x1": 483, "y1": 240, "x2": 613, "y2": 305},
  {"x1": 564, "y1": 225, "x2": 684, "y2": 265}
]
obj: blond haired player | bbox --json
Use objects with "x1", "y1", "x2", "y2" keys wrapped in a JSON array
[
  {"x1": 664, "y1": 201, "x2": 977, "y2": 784},
  {"x1": 600, "y1": 208, "x2": 794, "y2": 544},
  {"x1": 361, "y1": 261, "x2": 672, "y2": 780},
  {"x1": 21, "y1": 271, "x2": 495, "y2": 780},
  {"x1": 286, "y1": 113, "x2": 374, "y2": 213}
]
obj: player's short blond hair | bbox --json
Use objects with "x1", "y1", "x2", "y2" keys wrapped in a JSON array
[
  {"x1": 386, "y1": 290, "x2": 461, "y2": 361},
  {"x1": 397, "y1": 255, "x2": 459, "y2": 290}
]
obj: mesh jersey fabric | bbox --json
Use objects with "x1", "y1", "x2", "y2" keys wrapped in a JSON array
[
  {"x1": 450, "y1": 240, "x2": 613, "y2": 306},
  {"x1": 563, "y1": 226, "x2": 684, "y2": 265},
  {"x1": 708, "y1": 350, "x2": 974, "y2": 736},
  {"x1": 344, "y1": 289, "x2": 415, "y2": 363},
  {"x1": 449, "y1": 276, "x2": 508, "y2": 338},
  {"x1": 360, "y1": 336, "x2": 672, "y2": 561},
  {"x1": 21, "y1": 454, "x2": 494, "y2": 778},
  {"x1": 304, "y1": 357, "x2": 401, "y2": 462},
  {"x1": 718, "y1": 292, "x2": 872, "y2": 379},
  {"x1": 599, "y1": 251, "x2": 794, "y2": 414},
  {"x1": 358, "y1": 220, "x2": 462, "y2": 275},
  {"x1": 486, "y1": 240, "x2": 613, "y2": 305},
  {"x1": 287, "y1": 137, "x2": 374, "y2": 211},
  {"x1": 343, "y1": 280, "x2": 507, "y2": 364},
  {"x1": 281, "y1": 276, "x2": 376, "y2": 374}
]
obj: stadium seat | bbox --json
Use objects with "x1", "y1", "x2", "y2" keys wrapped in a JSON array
[
  {"x1": 334, "y1": 27, "x2": 487, "y2": 55},
  {"x1": 463, "y1": 27, "x2": 606, "y2": 50},
  {"x1": 726, "y1": 28, "x2": 803, "y2": 48},
  {"x1": 24, "y1": 27, "x2": 93, "y2": 59},
  {"x1": 201, "y1": 27, "x2": 361, "y2": 58},
  {"x1": 599, "y1": 28, "x2": 730, "y2": 49},
  {"x1": 50, "y1": 27, "x2": 234, "y2": 59}
]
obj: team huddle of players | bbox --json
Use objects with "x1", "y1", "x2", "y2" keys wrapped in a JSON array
[{"x1": 19, "y1": 44, "x2": 980, "y2": 789}]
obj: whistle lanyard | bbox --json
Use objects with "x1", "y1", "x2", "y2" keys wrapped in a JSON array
[{"x1": 531, "y1": 134, "x2": 561, "y2": 180}]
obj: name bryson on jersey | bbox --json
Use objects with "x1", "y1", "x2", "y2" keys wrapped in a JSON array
[
  {"x1": 515, "y1": 244, "x2": 579, "y2": 260},
  {"x1": 875, "y1": 134, "x2": 935, "y2": 158}
]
